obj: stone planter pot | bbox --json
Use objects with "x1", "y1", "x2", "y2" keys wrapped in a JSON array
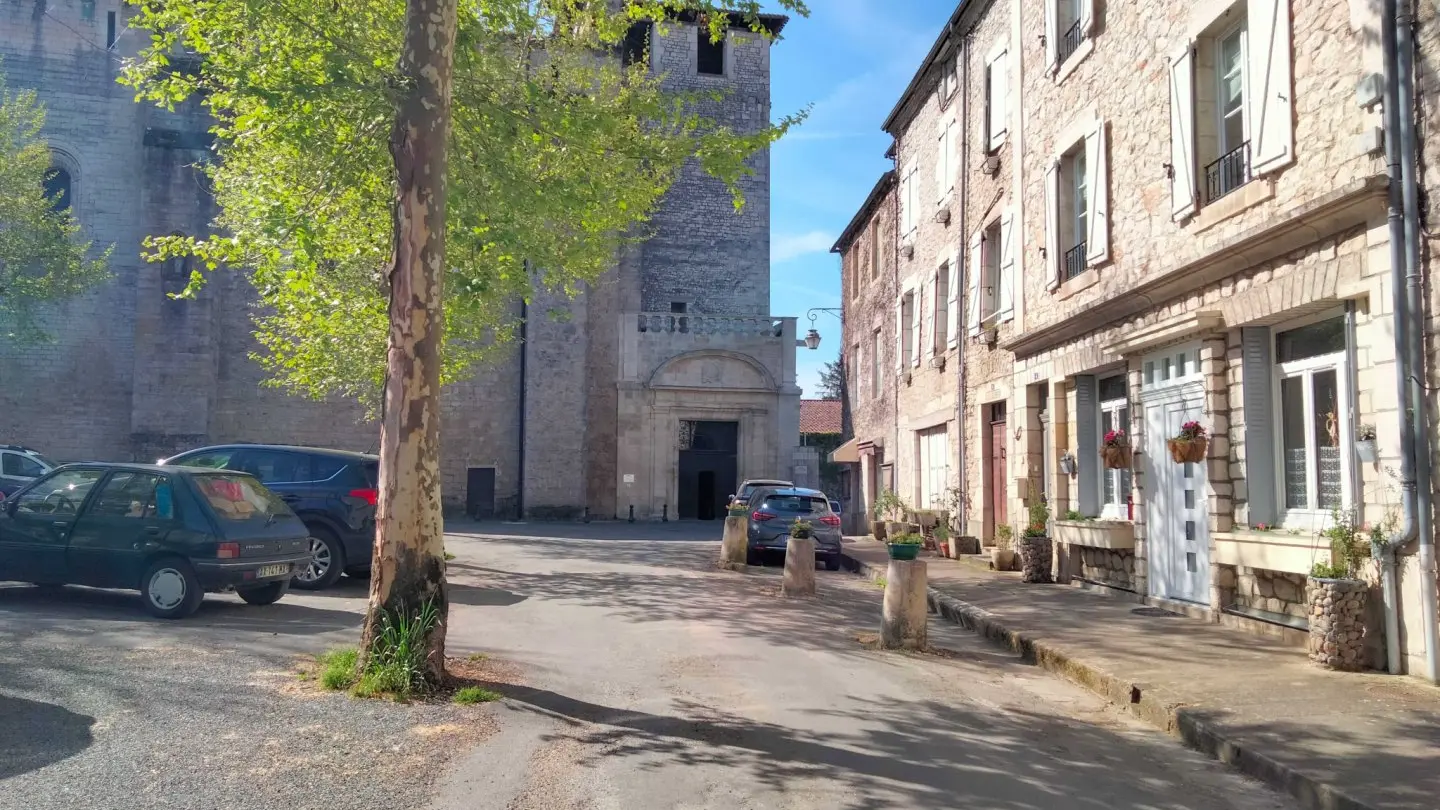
[
  {"x1": 1307, "y1": 577, "x2": 1369, "y2": 671},
  {"x1": 991, "y1": 548, "x2": 1016, "y2": 571},
  {"x1": 1167, "y1": 437, "x2": 1208, "y2": 464},
  {"x1": 871, "y1": 520, "x2": 889, "y2": 542},
  {"x1": 953, "y1": 535, "x2": 981, "y2": 555},
  {"x1": 1355, "y1": 439, "x2": 1378, "y2": 464},
  {"x1": 1017, "y1": 535, "x2": 1054, "y2": 583}
]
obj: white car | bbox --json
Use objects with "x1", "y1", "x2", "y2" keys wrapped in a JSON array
[
  {"x1": 730, "y1": 478, "x2": 794, "y2": 507},
  {"x1": 0, "y1": 445, "x2": 56, "y2": 498}
]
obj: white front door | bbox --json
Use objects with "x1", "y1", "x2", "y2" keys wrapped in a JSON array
[{"x1": 1145, "y1": 394, "x2": 1210, "y2": 604}]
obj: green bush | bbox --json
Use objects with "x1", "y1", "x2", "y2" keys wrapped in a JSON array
[
  {"x1": 890, "y1": 533, "x2": 923, "y2": 546},
  {"x1": 790, "y1": 519, "x2": 813, "y2": 539},
  {"x1": 317, "y1": 648, "x2": 359, "y2": 691}
]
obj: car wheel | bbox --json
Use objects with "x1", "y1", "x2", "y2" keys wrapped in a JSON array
[
  {"x1": 293, "y1": 526, "x2": 345, "y2": 590},
  {"x1": 745, "y1": 549, "x2": 761, "y2": 566},
  {"x1": 141, "y1": 558, "x2": 203, "y2": 619},
  {"x1": 237, "y1": 580, "x2": 290, "y2": 606},
  {"x1": 825, "y1": 554, "x2": 842, "y2": 572}
]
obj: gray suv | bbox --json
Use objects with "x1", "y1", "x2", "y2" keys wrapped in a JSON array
[
  {"x1": 0, "y1": 445, "x2": 56, "y2": 497},
  {"x1": 744, "y1": 487, "x2": 843, "y2": 570}
]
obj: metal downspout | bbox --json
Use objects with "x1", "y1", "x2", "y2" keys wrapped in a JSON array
[
  {"x1": 1396, "y1": 0, "x2": 1439, "y2": 682},
  {"x1": 956, "y1": 32, "x2": 971, "y2": 535},
  {"x1": 1379, "y1": 0, "x2": 1431, "y2": 678}
]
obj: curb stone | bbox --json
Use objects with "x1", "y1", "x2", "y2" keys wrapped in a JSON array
[{"x1": 842, "y1": 552, "x2": 1375, "y2": 810}]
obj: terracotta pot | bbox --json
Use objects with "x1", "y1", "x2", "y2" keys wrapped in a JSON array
[
  {"x1": 1167, "y1": 437, "x2": 1208, "y2": 464},
  {"x1": 1101, "y1": 445, "x2": 1131, "y2": 470}
]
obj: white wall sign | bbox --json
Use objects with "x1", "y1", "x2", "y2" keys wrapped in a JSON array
[{"x1": 623, "y1": 474, "x2": 635, "y2": 484}]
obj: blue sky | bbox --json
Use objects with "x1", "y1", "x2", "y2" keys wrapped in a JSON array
[{"x1": 767, "y1": 0, "x2": 954, "y2": 396}]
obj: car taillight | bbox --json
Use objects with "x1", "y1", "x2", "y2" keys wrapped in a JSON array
[
  {"x1": 217, "y1": 542, "x2": 240, "y2": 559},
  {"x1": 349, "y1": 488, "x2": 379, "y2": 506},
  {"x1": 820, "y1": 515, "x2": 841, "y2": 527},
  {"x1": 751, "y1": 510, "x2": 776, "y2": 521}
]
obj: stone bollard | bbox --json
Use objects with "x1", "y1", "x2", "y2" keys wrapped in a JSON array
[
  {"x1": 781, "y1": 536, "x2": 817, "y2": 597},
  {"x1": 1308, "y1": 577, "x2": 1369, "y2": 671},
  {"x1": 718, "y1": 514, "x2": 749, "y2": 571},
  {"x1": 1017, "y1": 535, "x2": 1054, "y2": 583},
  {"x1": 881, "y1": 559, "x2": 928, "y2": 650}
]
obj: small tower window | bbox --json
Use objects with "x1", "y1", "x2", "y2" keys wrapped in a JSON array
[
  {"x1": 670, "y1": 302, "x2": 688, "y2": 313},
  {"x1": 42, "y1": 168, "x2": 72, "y2": 214},
  {"x1": 621, "y1": 22, "x2": 650, "y2": 68},
  {"x1": 697, "y1": 30, "x2": 725, "y2": 75}
]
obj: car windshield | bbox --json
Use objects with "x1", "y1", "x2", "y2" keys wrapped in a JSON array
[
  {"x1": 194, "y1": 474, "x2": 293, "y2": 522},
  {"x1": 761, "y1": 494, "x2": 829, "y2": 514}
]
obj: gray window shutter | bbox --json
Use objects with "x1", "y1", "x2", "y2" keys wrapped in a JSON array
[
  {"x1": 1075, "y1": 375, "x2": 1101, "y2": 517},
  {"x1": 1242, "y1": 327, "x2": 1278, "y2": 525}
]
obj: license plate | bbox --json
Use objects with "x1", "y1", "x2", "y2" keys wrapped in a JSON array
[{"x1": 256, "y1": 564, "x2": 290, "y2": 578}]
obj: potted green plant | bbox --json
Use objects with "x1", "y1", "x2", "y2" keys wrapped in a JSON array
[
  {"x1": 1355, "y1": 424, "x2": 1378, "y2": 463},
  {"x1": 1307, "y1": 509, "x2": 1371, "y2": 672},
  {"x1": 888, "y1": 532, "x2": 923, "y2": 561},
  {"x1": 1017, "y1": 501, "x2": 1053, "y2": 583},
  {"x1": 1167, "y1": 421, "x2": 1208, "y2": 464},
  {"x1": 991, "y1": 524, "x2": 1015, "y2": 571},
  {"x1": 933, "y1": 523, "x2": 951, "y2": 558},
  {"x1": 1101, "y1": 430, "x2": 1131, "y2": 469},
  {"x1": 871, "y1": 489, "x2": 903, "y2": 541},
  {"x1": 790, "y1": 519, "x2": 814, "y2": 541}
]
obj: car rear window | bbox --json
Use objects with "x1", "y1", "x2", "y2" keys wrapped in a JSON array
[
  {"x1": 762, "y1": 495, "x2": 830, "y2": 514},
  {"x1": 193, "y1": 474, "x2": 292, "y2": 522}
]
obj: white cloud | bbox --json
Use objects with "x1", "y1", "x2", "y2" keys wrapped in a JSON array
[{"x1": 772, "y1": 230, "x2": 834, "y2": 263}]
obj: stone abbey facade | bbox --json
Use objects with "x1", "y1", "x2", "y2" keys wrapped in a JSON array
[{"x1": 1, "y1": 2, "x2": 801, "y2": 520}]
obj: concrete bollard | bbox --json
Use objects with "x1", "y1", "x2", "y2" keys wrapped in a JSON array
[
  {"x1": 880, "y1": 559, "x2": 928, "y2": 650},
  {"x1": 781, "y1": 536, "x2": 817, "y2": 597},
  {"x1": 719, "y1": 515, "x2": 749, "y2": 571}
]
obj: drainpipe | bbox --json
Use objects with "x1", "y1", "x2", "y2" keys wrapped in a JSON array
[
  {"x1": 1378, "y1": 0, "x2": 1437, "y2": 681},
  {"x1": 518, "y1": 294, "x2": 528, "y2": 521},
  {"x1": 956, "y1": 32, "x2": 971, "y2": 535},
  {"x1": 1397, "y1": 0, "x2": 1439, "y2": 683}
]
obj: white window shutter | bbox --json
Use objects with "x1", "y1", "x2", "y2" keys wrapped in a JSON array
[
  {"x1": 1168, "y1": 43, "x2": 1197, "y2": 221},
  {"x1": 1085, "y1": 120, "x2": 1110, "y2": 265},
  {"x1": 935, "y1": 119, "x2": 947, "y2": 204},
  {"x1": 1080, "y1": 0, "x2": 1096, "y2": 35},
  {"x1": 921, "y1": 280, "x2": 934, "y2": 359},
  {"x1": 1044, "y1": 160, "x2": 1061, "y2": 290},
  {"x1": 988, "y1": 52, "x2": 1008, "y2": 149},
  {"x1": 1044, "y1": 3, "x2": 1058, "y2": 72},
  {"x1": 895, "y1": 297, "x2": 905, "y2": 372},
  {"x1": 911, "y1": 284, "x2": 923, "y2": 367},
  {"x1": 1247, "y1": 0, "x2": 1294, "y2": 175},
  {"x1": 998, "y1": 208, "x2": 1015, "y2": 320},
  {"x1": 966, "y1": 232, "x2": 983, "y2": 336},
  {"x1": 946, "y1": 248, "x2": 961, "y2": 349}
]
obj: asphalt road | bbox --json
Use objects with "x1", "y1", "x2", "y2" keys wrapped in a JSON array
[{"x1": 1, "y1": 522, "x2": 1298, "y2": 810}]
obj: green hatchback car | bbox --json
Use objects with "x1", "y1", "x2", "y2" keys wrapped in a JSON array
[{"x1": 0, "y1": 463, "x2": 313, "y2": 618}]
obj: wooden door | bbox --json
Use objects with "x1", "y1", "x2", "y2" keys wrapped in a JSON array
[{"x1": 989, "y1": 410, "x2": 1008, "y2": 532}]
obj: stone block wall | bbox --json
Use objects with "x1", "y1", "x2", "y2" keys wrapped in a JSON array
[
  {"x1": 1234, "y1": 568, "x2": 1310, "y2": 623},
  {"x1": 1077, "y1": 547, "x2": 1137, "y2": 591}
]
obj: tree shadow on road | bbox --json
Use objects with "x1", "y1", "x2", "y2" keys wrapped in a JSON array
[
  {"x1": 478, "y1": 682, "x2": 1267, "y2": 810},
  {"x1": 0, "y1": 694, "x2": 94, "y2": 780}
]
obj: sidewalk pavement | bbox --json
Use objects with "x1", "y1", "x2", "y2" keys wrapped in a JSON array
[{"x1": 841, "y1": 538, "x2": 1440, "y2": 810}]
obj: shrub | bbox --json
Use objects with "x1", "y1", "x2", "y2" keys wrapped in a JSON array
[{"x1": 452, "y1": 686, "x2": 502, "y2": 705}]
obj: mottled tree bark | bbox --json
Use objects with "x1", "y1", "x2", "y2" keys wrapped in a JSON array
[{"x1": 358, "y1": 0, "x2": 459, "y2": 684}]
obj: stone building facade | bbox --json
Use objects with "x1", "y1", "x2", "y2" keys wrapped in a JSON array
[
  {"x1": 837, "y1": 0, "x2": 1440, "y2": 676},
  {"x1": 2, "y1": 2, "x2": 800, "y2": 521}
]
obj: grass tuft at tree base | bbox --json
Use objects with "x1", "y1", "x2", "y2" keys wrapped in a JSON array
[
  {"x1": 317, "y1": 648, "x2": 359, "y2": 691},
  {"x1": 452, "y1": 686, "x2": 502, "y2": 705}
]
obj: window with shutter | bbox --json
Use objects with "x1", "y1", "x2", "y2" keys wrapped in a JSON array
[
  {"x1": 966, "y1": 231, "x2": 983, "y2": 336},
  {"x1": 1273, "y1": 318, "x2": 1351, "y2": 522},
  {"x1": 997, "y1": 208, "x2": 1015, "y2": 321},
  {"x1": 1247, "y1": 0, "x2": 1294, "y2": 175},
  {"x1": 946, "y1": 248, "x2": 960, "y2": 349},
  {"x1": 985, "y1": 45, "x2": 1008, "y2": 152},
  {"x1": 1044, "y1": 160, "x2": 1061, "y2": 290},
  {"x1": 912, "y1": 282, "x2": 925, "y2": 366},
  {"x1": 1168, "y1": 43, "x2": 1198, "y2": 220},
  {"x1": 1097, "y1": 374, "x2": 1131, "y2": 519},
  {"x1": 933, "y1": 261, "x2": 949, "y2": 353},
  {"x1": 895, "y1": 297, "x2": 907, "y2": 372},
  {"x1": 1084, "y1": 120, "x2": 1109, "y2": 265},
  {"x1": 1074, "y1": 375, "x2": 1101, "y2": 517},
  {"x1": 871, "y1": 328, "x2": 882, "y2": 399},
  {"x1": 1241, "y1": 327, "x2": 1277, "y2": 526}
]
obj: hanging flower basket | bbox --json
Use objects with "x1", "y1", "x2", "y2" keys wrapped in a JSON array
[
  {"x1": 1100, "y1": 430, "x2": 1130, "y2": 470},
  {"x1": 1167, "y1": 421, "x2": 1209, "y2": 464}
]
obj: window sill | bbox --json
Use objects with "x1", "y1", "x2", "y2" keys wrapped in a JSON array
[
  {"x1": 1053, "y1": 267, "x2": 1099, "y2": 300},
  {"x1": 1213, "y1": 529, "x2": 1330, "y2": 576},
  {"x1": 1052, "y1": 39, "x2": 1094, "y2": 85},
  {"x1": 1187, "y1": 177, "x2": 1276, "y2": 235},
  {"x1": 1054, "y1": 519, "x2": 1135, "y2": 550}
]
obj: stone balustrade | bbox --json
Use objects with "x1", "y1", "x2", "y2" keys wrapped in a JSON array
[{"x1": 636, "y1": 313, "x2": 790, "y2": 338}]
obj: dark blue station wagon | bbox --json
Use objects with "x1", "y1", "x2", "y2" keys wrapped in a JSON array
[{"x1": 0, "y1": 463, "x2": 313, "y2": 618}]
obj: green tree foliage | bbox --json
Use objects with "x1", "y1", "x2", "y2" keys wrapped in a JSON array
[
  {"x1": 0, "y1": 66, "x2": 110, "y2": 340},
  {"x1": 121, "y1": 0, "x2": 808, "y2": 410},
  {"x1": 816, "y1": 358, "x2": 844, "y2": 400}
]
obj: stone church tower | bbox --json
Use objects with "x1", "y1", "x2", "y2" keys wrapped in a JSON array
[{"x1": 1, "y1": 2, "x2": 801, "y2": 520}]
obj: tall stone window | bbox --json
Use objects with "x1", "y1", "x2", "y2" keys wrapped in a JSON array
[
  {"x1": 697, "y1": 29, "x2": 724, "y2": 75},
  {"x1": 42, "y1": 167, "x2": 72, "y2": 214}
]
